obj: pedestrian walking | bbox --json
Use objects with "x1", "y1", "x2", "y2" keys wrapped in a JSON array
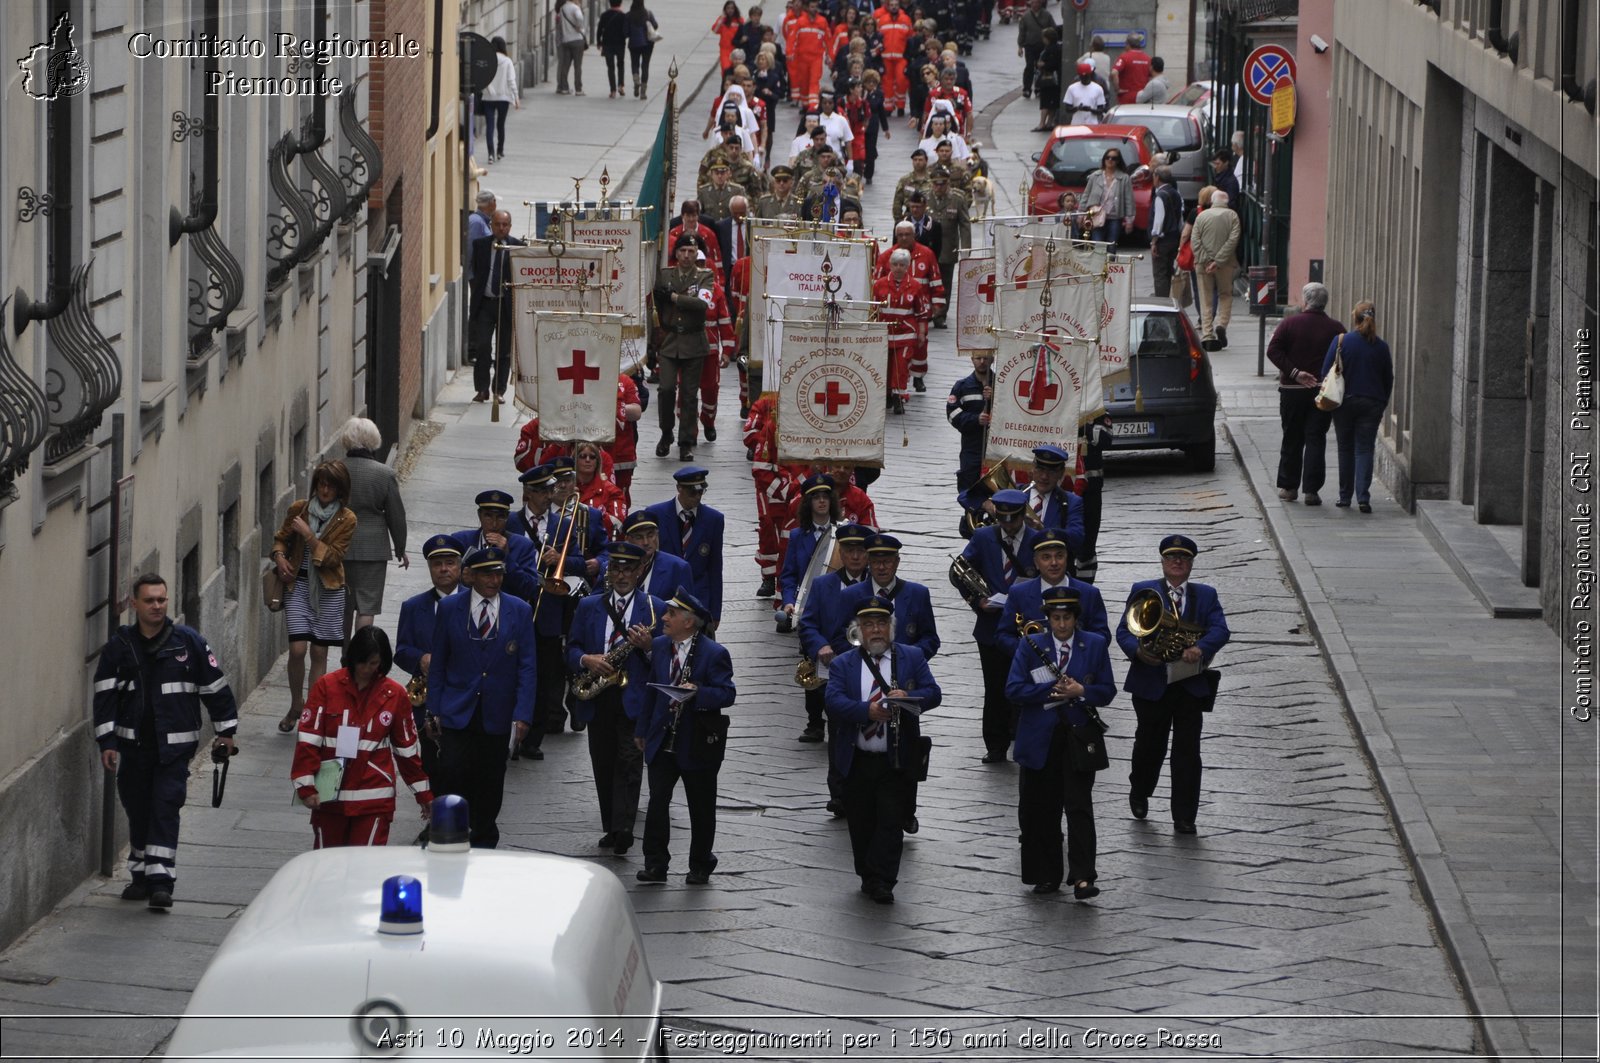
[
  {"x1": 271, "y1": 460, "x2": 358, "y2": 733},
  {"x1": 1191, "y1": 189, "x2": 1240, "y2": 349},
  {"x1": 598, "y1": 0, "x2": 630, "y2": 98},
  {"x1": 1032, "y1": 28, "x2": 1062, "y2": 129},
  {"x1": 337, "y1": 416, "x2": 409, "y2": 638},
  {"x1": 1136, "y1": 56, "x2": 1170, "y2": 103},
  {"x1": 557, "y1": 0, "x2": 588, "y2": 96},
  {"x1": 1264, "y1": 283, "x2": 1346, "y2": 504},
  {"x1": 468, "y1": 209, "x2": 525, "y2": 401},
  {"x1": 1015, "y1": 0, "x2": 1055, "y2": 100},
  {"x1": 713, "y1": 2, "x2": 744, "y2": 73},
  {"x1": 1081, "y1": 146, "x2": 1133, "y2": 245},
  {"x1": 291, "y1": 626, "x2": 432, "y2": 848},
  {"x1": 478, "y1": 38, "x2": 519, "y2": 161},
  {"x1": 1321, "y1": 301, "x2": 1394, "y2": 512},
  {"x1": 93, "y1": 573, "x2": 238, "y2": 910},
  {"x1": 627, "y1": 0, "x2": 660, "y2": 97},
  {"x1": 1148, "y1": 165, "x2": 1184, "y2": 297}
]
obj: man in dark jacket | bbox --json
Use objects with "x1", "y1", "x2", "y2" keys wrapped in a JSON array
[
  {"x1": 1264, "y1": 282, "x2": 1346, "y2": 504},
  {"x1": 468, "y1": 209, "x2": 526, "y2": 403},
  {"x1": 93, "y1": 574, "x2": 238, "y2": 909}
]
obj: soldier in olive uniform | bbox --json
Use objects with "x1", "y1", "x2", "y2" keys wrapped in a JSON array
[
  {"x1": 654, "y1": 235, "x2": 718, "y2": 462},
  {"x1": 790, "y1": 127, "x2": 832, "y2": 179},
  {"x1": 721, "y1": 138, "x2": 769, "y2": 198},
  {"x1": 932, "y1": 140, "x2": 974, "y2": 193},
  {"x1": 697, "y1": 162, "x2": 748, "y2": 225},
  {"x1": 892, "y1": 149, "x2": 935, "y2": 222},
  {"x1": 755, "y1": 166, "x2": 804, "y2": 219},
  {"x1": 926, "y1": 168, "x2": 971, "y2": 328}
]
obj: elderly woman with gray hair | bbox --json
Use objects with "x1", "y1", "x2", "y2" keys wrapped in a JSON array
[
  {"x1": 1264, "y1": 283, "x2": 1345, "y2": 504},
  {"x1": 337, "y1": 417, "x2": 409, "y2": 635}
]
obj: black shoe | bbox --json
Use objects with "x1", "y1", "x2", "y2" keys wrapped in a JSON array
[
  {"x1": 636, "y1": 865, "x2": 667, "y2": 883},
  {"x1": 704, "y1": 423, "x2": 717, "y2": 442},
  {"x1": 598, "y1": 832, "x2": 617, "y2": 849},
  {"x1": 1358, "y1": 501, "x2": 1373, "y2": 514},
  {"x1": 612, "y1": 830, "x2": 634, "y2": 855},
  {"x1": 646, "y1": 369, "x2": 659, "y2": 383},
  {"x1": 889, "y1": 395, "x2": 905, "y2": 415},
  {"x1": 826, "y1": 799, "x2": 846, "y2": 818},
  {"x1": 685, "y1": 855, "x2": 717, "y2": 884},
  {"x1": 1073, "y1": 880, "x2": 1101, "y2": 900},
  {"x1": 1215, "y1": 326, "x2": 1228, "y2": 347},
  {"x1": 525, "y1": 748, "x2": 545, "y2": 761},
  {"x1": 756, "y1": 576, "x2": 776, "y2": 598},
  {"x1": 912, "y1": 376, "x2": 926, "y2": 392},
  {"x1": 1032, "y1": 882, "x2": 1060, "y2": 895},
  {"x1": 120, "y1": 881, "x2": 151, "y2": 901},
  {"x1": 745, "y1": 446, "x2": 755, "y2": 461},
  {"x1": 869, "y1": 884, "x2": 895, "y2": 904},
  {"x1": 739, "y1": 404, "x2": 750, "y2": 420},
  {"x1": 981, "y1": 751, "x2": 1007, "y2": 764},
  {"x1": 570, "y1": 719, "x2": 587, "y2": 733},
  {"x1": 902, "y1": 816, "x2": 919, "y2": 835},
  {"x1": 1130, "y1": 794, "x2": 1148, "y2": 820},
  {"x1": 798, "y1": 725, "x2": 825, "y2": 743},
  {"x1": 655, "y1": 436, "x2": 671, "y2": 457},
  {"x1": 932, "y1": 319, "x2": 947, "y2": 329},
  {"x1": 1174, "y1": 821, "x2": 1197, "y2": 835},
  {"x1": 678, "y1": 447, "x2": 695, "y2": 462},
  {"x1": 775, "y1": 613, "x2": 794, "y2": 633},
  {"x1": 147, "y1": 889, "x2": 173, "y2": 910}
]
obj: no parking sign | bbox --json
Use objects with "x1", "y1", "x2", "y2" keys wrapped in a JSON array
[{"x1": 1243, "y1": 44, "x2": 1296, "y2": 105}]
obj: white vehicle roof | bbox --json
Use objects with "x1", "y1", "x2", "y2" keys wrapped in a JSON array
[{"x1": 166, "y1": 847, "x2": 661, "y2": 1060}]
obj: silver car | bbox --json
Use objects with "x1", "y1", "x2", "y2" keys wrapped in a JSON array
[{"x1": 1104, "y1": 103, "x2": 1208, "y2": 204}]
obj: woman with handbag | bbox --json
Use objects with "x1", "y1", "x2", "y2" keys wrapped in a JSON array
[
  {"x1": 1079, "y1": 146, "x2": 1133, "y2": 246},
  {"x1": 271, "y1": 460, "x2": 357, "y2": 732},
  {"x1": 1004, "y1": 586, "x2": 1117, "y2": 900},
  {"x1": 1320, "y1": 300, "x2": 1394, "y2": 513},
  {"x1": 291, "y1": 626, "x2": 432, "y2": 848},
  {"x1": 626, "y1": 0, "x2": 660, "y2": 98}
]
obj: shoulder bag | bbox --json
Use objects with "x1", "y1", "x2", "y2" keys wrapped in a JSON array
[
  {"x1": 262, "y1": 564, "x2": 289, "y2": 612},
  {"x1": 1315, "y1": 335, "x2": 1346, "y2": 412}
]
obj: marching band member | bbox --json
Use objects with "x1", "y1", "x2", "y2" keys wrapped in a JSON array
[
  {"x1": 825, "y1": 595, "x2": 942, "y2": 905},
  {"x1": 550, "y1": 457, "x2": 609, "y2": 587},
  {"x1": 644, "y1": 467, "x2": 726, "y2": 627},
  {"x1": 426, "y1": 546, "x2": 538, "y2": 849},
  {"x1": 1116, "y1": 535, "x2": 1230, "y2": 835},
  {"x1": 622, "y1": 510, "x2": 694, "y2": 602},
  {"x1": 566, "y1": 542, "x2": 666, "y2": 857},
  {"x1": 946, "y1": 352, "x2": 995, "y2": 492},
  {"x1": 777, "y1": 473, "x2": 840, "y2": 633},
  {"x1": 507, "y1": 465, "x2": 555, "y2": 542},
  {"x1": 1004, "y1": 586, "x2": 1116, "y2": 899},
  {"x1": 1021, "y1": 444, "x2": 1085, "y2": 561},
  {"x1": 840, "y1": 533, "x2": 939, "y2": 833},
  {"x1": 395, "y1": 534, "x2": 466, "y2": 777},
  {"x1": 998, "y1": 527, "x2": 1110, "y2": 667},
  {"x1": 450, "y1": 489, "x2": 541, "y2": 594},
  {"x1": 635, "y1": 589, "x2": 737, "y2": 885},
  {"x1": 783, "y1": 465, "x2": 878, "y2": 531},
  {"x1": 872, "y1": 247, "x2": 932, "y2": 413},
  {"x1": 956, "y1": 489, "x2": 1040, "y2": 762},
  {"x1": 796, "y1": 522, "x2": 873, "y2": 759}
]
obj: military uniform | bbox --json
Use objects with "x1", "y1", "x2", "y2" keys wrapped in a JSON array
[
  {"x1": 754, "y1": 190, "x2": 804, "y2": 219},
  {"x1": 655, "y1": 261, "x2": 718, "y2": 457},
  {"x1": 696, "y1": 180, "x2": 748, "y2": 225},
  {"x1": 892, "y1": 168, "x2": 933, "y2": 221},
  {"x1": 727, "y1": 157, "x2": 769, "y2": 197},
  {"x1": 926, "y1": 179, "x2": 971, "y2": 326}
]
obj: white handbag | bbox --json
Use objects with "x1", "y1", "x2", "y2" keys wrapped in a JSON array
[{"x1": 1315, "y1": 336, "x2": 1345, "y2": 412}]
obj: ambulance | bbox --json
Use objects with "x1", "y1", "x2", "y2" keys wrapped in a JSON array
[{"x1": 166, "y1": 798, "x2": 664, "y2": 1059}]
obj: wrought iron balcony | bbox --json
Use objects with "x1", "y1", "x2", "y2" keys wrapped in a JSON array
[{"x1": 0, "y1": 299, "x2": 49, "y2": 501}]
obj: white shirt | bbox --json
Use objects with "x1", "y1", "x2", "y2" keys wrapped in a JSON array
[
  {"x1": 1165, "y1": 580, "x2": 1187, "y2": 617},
  {"x1": 1150, "y1": 192, "x2": 1167, "y2": 239},
  {"x1": 855, "y1": 650, "x2": 893, "y2": 752},
  {"x1": 469, "y1": 590, "x2": 501, "y2": 635},
  {"x1": 1064, "y1": 81, "x2": 1106, "y2": 123},
  {"x1": 602, "y1": 592, "x2": 634, "y2": 647},
  {"x1": 481, "y1": 53, "x2": 520, "y2": 102},
  {"x1": 918, "y1": 133, "x2": 970, "y2": 161},
  {"x1": 818, "y1": 111, "x2": 854, "y2": 154},
  {"x1": 558, "y1": 1, "x2": 586, "y2": 44},
  {"x1": 788, "y1": 133, "x2": 815, "y2": 166}
]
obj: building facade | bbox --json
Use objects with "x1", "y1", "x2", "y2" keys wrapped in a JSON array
[
  {"x1": 1320, "y1": 0, "x2": 1597, "y2": 630},
  {"x1": 0, "y1": 0, "x2": 460, "y2": 948}
]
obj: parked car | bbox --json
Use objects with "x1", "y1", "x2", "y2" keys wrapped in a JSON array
[
  {"x1": 1166, "y1": 79, "x2": 1241, "y2": 138},
  {"x1": 1104, "y1": 103, "x2": 1208, "y2": 204},
  {"x1": 1103, "y1": 301, "x2": 1217, "y2": 470},
  {"x1": 1026, "y1": 124, "x2": 1170, "y2": 240}
]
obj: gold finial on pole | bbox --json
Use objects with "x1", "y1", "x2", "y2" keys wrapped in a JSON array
[
  {"x1": 598, "y1": 167, "x2": 611, "y2": 213},
  {"x1": 521, "y1": 199, "x2": 536, "y2": 239}
]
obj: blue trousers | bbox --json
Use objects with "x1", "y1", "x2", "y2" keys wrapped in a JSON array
[
  {"x1": 116, "y1": 746, "x2": 189, "y2": 888},
  {"x1": 1333, "y1": 395, "x2": 1385, "y2": 504}
]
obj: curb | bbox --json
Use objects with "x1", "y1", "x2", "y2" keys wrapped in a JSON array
[{"x1": 1220, "y1": 416, "x2": 1507, "y2": 1060}]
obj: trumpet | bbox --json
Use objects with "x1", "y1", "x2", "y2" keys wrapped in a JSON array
[
  {"x1": 405, "y1": 672, "x2": 427, "y2": 708},
  {"x1": 1124, "y1": 588, "x2": 1206, "y2": 662}
]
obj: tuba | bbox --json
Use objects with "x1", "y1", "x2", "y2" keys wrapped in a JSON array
[
  {"x1": 948, "y1": 554, "x2": 992, "y2": 607},
  {"x1": 1124, "y1": 588, "x2": 1207, "y2": 662}
]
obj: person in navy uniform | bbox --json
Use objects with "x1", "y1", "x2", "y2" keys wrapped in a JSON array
[
  {"x1": 825, "y1": 596, "x2": 942, "y2": 905},
  {"x1": 643, "y1": 466, "x2": 726, "y2": 626},
  {"x1": 777, "y1": 473, "x2": 840, "y2": 633},
  {"x1": 93, "y1": 573, "x2": 237, "y2": 910},
  {"x1": 957, "y1": 488, "x2": 1041, "y2": 762},
  {"x1": 621, "y1": 510, "x2": 694, "y2": 601},
  {"x1": 549, "y1": 456, "x2": 609, "y2": 589},
  {"x1": 450, "y1": 489, "x2": 541, "y2": 588},
  {"x1": 945, "y1": 352, "x2": 994, "y2": 491},
  {"x1": 567, "y1": 543, "x2": 666, "y2": 856},
  {"x1": 796, "y1": 523, "x2": 873, "y2": 811},
  {"x1": 839, "y1": 533, "x2": 940, "y2": 832},
  {"x1": 1004, "y1": 586, "x2": 1117, "y2": 899},
  {"x1": 634, "y1": 589, "x2": 737, "y2": 884},
  {"x1": 1022, "y1": 445, "x2": 1084, "y2": 563},
  {"x1": 506, "y1": 463, "x2": 556, "y2": 542},
  {"x1": 997, "y1": 528, "x2": 1111, "y2": 663},
  {"x1": 394, "y1": 534, "x2": 466, "y2": 778},
  {"x1": 426, "y1": 546, "x2": 538, "y2": 848},
  {"x1": 1115, "y1": 535, "x2": 1231, "y2": 834}
]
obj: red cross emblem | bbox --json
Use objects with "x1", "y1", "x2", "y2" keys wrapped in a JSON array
[
  {"x1": 557, "y1": 349, "x2": 602, "y2": 394},
  {"x1": 976, "y1": 275, "x2": 997, "y2": 303},
  {"x1": 1018, "y1": 335, "x2": 1063, "y2": 413},
  {"x1": 813, "y1": 380, "x2": 853, "y2": 416}
]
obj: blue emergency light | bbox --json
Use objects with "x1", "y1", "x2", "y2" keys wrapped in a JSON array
[
  {"x1": 379, "y1": 875, "x2": 424, "y2": 935},
  {"x1": 428, "y1": 795, "x2": 471, "y2": 852}
]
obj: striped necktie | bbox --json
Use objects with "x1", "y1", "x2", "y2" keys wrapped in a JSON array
[
  {"x1": 478, "y1": 600, "x2": 493, "y2": 638},
  {"x1": 609, "y1": 595, "x2": 631, "y2": 648},
  {"x1": 863, "y1": 656, "x2": 886, "y2": 738}
]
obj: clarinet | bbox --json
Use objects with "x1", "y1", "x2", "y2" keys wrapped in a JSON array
[
  {"x1": 886, "y1": 649, "x2": 901, "y2": 773},
  {"x1": 663, "y1": 633, "x2": 698, "y2": 754},
  {"x1": 1022, "y1": 633, "x2": 1104, "y2": 733}
]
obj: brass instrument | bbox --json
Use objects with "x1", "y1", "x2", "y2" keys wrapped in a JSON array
[
  {"x1": 948, "y1": 554, "x2": 992, "y2": 607},
  {"x1": 405, "y1": 672, "x2": 427, "y2": 708},
  {"x1": 791, "y1": 526, "x2": 843, "y2": 690},
  {"x1": 976, "y1": 454, "x2": 1019, "y2": 496},
  {"x1": 795, "y1": 612, "x2": 862, "y2": 691},
  {"x1": 571, "y1": 597, "x2": 658, "y2": 700},
  {"x1": 542, "y1": 497, "x2": 588, "y2": 597},
  {"x1": 1013, "y1": 610, "x2": 1048, "y2": 637},
  {"x1": 663, "y1": 634, "x2": 698, "y2": 754},
  {"x1": 1124, "y1": 588, "x2": 1207, "y2": 662}
]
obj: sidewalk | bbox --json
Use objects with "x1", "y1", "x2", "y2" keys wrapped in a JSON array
[{"x1": 1200, "y1": 293, "x2": 1597, "y2": 1060}]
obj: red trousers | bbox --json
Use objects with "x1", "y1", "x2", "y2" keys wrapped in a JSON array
[
  {"x1": 311, "y1": 808, "x2": 392, "y2": 848},
  {"x1": 882, "y1": 59, "x2": 908, "y2": 112},
  {"x1": 791, "y1": 53, "x2": 823, "y2": 110},
  {"x1": 752, "y1": 472, "x2": 784, "y2": 577},
  {"x1": 699, "y1": 356, "x2": 722, "y2": 431},
  {"x1": 888, "y1": 340, "x2": 917, "y2": 396}
]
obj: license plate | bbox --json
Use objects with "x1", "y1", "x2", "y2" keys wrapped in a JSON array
[{"x1": 1112, "y1": 420, "x2": 1154, "y2": 436}]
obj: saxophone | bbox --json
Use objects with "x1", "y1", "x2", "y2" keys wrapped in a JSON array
[{"x1": 570, "y1": 641, "x2": 638, "y2": 700}]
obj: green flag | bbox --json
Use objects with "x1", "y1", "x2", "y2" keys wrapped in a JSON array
[{"x1": 638, "y1": 77, "x2": 677, "y2": 245}]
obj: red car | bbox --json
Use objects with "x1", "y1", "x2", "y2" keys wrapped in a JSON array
[{"x1": 1026, "y1": 124, "x2": 1168, "y2": 241}]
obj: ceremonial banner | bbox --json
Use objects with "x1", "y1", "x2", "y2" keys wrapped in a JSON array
[
  {"x1": 566, "y1": 211, "x2": 644, "y2": 334},
  {"x1": 509, "y1": 245, "x2": 611, "y2": 411},
  {"x1": 990, "y1": 216, "x2": 1109, "y2": 290},
  {"x1": 764, "y1": 297, "x2": 875, "y2": 387},
  {"x1": 995, "y1": 276, "x2": 1107, "y2": 420},
  {"x1": 956, "y1": 249, "x2": 997, "y2": 353},
  {"x1": 1099, "y1": 257, "x2": 1134, "y2": 387},
  {"x1": 534, "y1": 313, "x2": 626, "y2": 443},
  {"x1": 750, "y1": 232, "x2": 874, "y2": 369},
  {"x1": 984, "y1": 329, "x2": 1094, "y2": 466},
  {"x1": 775, "y1": 319, "x2": 890, "y2": 465}
]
